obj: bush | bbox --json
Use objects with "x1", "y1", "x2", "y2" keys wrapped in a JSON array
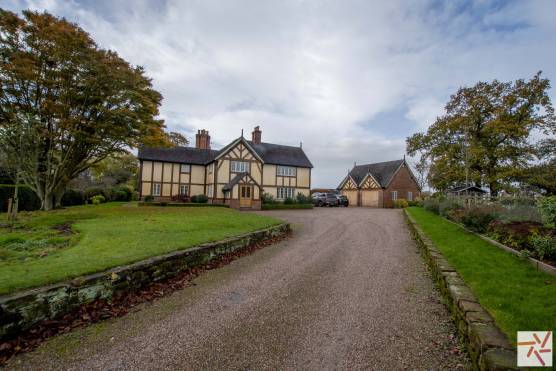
[
  {"x1": 84, "y1": 187, "x2": 108, "y2": 201},
  {"x1": 262, "y1": 193, "x2": 276, "y2": 205},
  {"x1": 538, "y1": 196, "x2": 556, "y2": 229},
  {"x1": 110, "y1": 185, "x2": 133, "y2": 201},
  {"x1": 283, "y1": 197, "x2": 295, "y2": 205},
  {"x1": 191, "y1": 194, "x2": 208, "y2": 203},
  {"x1": 61, "y1": 189, "x2": 85, "y2": 206},
  {"x1": 90, "y1": 194, "x2": 106, "y2": 205},
  {"x1": 296, "y1": 192, "x2": 311, "y2": 204},
  {"x1": 0, "y1": 184, "x2": 41, "y2": 212},
  {"x1": 460, "y1": 206, "x2": 499, "y2": 233},
  {"x1": 487, "y1": 220, "x2": 542, "y2": 250},
  {"x1": 439, "y1": 199, "x2": 463, "y2": 217},
  {"x1": 423, "y1": 198, "x2": 440, "y2": 214},
  {"x1": 144, "y1": 195, "x2": 154, "y2": 202},
  {"x1": 530, "y1": 235, "x2": 556, "y2": 261},
  {"x1": 393, "y1": 199, "x2": 409, "y2": 208}
]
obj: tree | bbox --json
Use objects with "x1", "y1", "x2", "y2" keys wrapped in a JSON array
[
  {"x1": 90, "y1": 152, "x2": 138, "y2": 187},
  {"x1": 0, "y1": 10, "x2": 168, "y2": 210},
  {"x1": 410, "y1": 155, "x2": 429, "y2": 191},
  {"x1": 166, "y1": 131, "x2": 189, "y2": 146},
  {"x1": 406, "y1": 72, "x2": 556, "y2": 196}
]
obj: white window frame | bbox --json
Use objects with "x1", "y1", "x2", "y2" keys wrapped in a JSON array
[
  {"x1": 231, "y1": 161, "x2": 249, "y2": 173},
  {"x1": 407, "y1": 191, "x2": 413, "y2": 201},
  {"x1": 277, "y1": 187, "x2": 295, "y2": 200},
  {"x1": 277, "y1": 166, "x2": 296, "y2": 177},
  {"x1": 180, "y1": 164, "x2": 191, "y2": 173},
  {"x1": 153, "y1": 183, "x2": 161, "y2": 196},
  {"x1": 391, "y1": 191, "x2": 397, "y2": 201},
  {"x1": 207, "y1": 184, "x2": 213, "y2": 198},
  {"x1": 179, "y1": 184, "x2": 189, "y2": 196}
]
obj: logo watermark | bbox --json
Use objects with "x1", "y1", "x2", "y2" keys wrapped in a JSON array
[{"x1": 517, "y1": 331, "x2": 552, "y2": 367}]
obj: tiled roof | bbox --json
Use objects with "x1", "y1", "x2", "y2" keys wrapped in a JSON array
[
  {"x1": 138, "y1": 137, "x2": 313, "y2": 168},
  {"x1": 347, "y1": 159, "x2": 404, "y2": 188}
]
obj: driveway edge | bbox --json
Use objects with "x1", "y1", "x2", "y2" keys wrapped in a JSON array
[
  {"x1": 403, "y1": 210, "x2": 518, "y2": 370},
  {"x1": 0, "y1": 223, "x2": 290, "y2": 342}
]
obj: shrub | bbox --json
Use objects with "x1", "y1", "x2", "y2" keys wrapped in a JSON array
[
  {"x1": 90, "y1": 194, "x2": 106, "y2": 205},
  {"x1": 110, "y1": 185, "x2": 133, "y2": 201},
  {"x1": 192, "y1": 194, "x2": 208, "y2": 203},
  {"x1": 296, "y1": 192, "x2": 311, "y2": 204},
  {"x1": 460, "y1": 206, "x2": 499, "y2": 233},
  {"x1": 283, "y1": 197, "x2": 295, "y2": 205},
  {"x1": 262, "y1": 192, "x2": 276, "y2": 204},
  {"x1": 84, "y1": 187, "x2": 107, "y2": 201},
  {"x1": 61, "y1": 189, "x2": 85, "y2": 206},
  {"x1": 144, "y1": 195, "x2": 154, "y2": 202},
  {"x1": 439, "y1": 199, "x2": 463, "y2": 217},
  {"x1": 538, "y1": 196, "x2": 556, "y2": 229},
  {"x1": 423, "y1": 198, "x2": 440, "y2": 214},
  {"x1": 0, "y1": 184, "x2": 41, "y2": 212},
  {"x1": 487, "y1": 220, "x2": 542, "y2": 250},
  {"x1": 530, "y1": 235, "x2": 556, "y2": 261},
  {"x1": 393, "y1": 199, "x2": 409, "y2": 208}
]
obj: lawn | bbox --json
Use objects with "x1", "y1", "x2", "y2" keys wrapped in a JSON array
[
  {"x1": 406, "y1": 207, "x2": 556, "y2": 344},
  {"x1": 0, "y1": 203, "x2": 280, "y2": 295}
]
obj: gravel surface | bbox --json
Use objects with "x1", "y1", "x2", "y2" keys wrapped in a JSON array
[{"x1": 9, "y1": 208, "x2": 470, "y2": 370}]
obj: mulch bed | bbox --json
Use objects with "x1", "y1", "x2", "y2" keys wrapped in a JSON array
[{"x1": 0, "y1": 231, "x2": 291, "y2": 365}]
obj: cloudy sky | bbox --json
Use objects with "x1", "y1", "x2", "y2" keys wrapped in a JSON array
[{"x1": 5, "y1": 0, "x2": 556, "y2": 187}]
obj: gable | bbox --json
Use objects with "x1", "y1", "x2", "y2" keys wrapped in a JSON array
[
  {"x1": 360, "y1": 173, "x2": 380, "y2": 189},
  {"x1": 219, "y1": 140, "x2": 260, "y2": 162},
  {"x1": 339, "y1": 175, "x2": 358, "y2": 190}
]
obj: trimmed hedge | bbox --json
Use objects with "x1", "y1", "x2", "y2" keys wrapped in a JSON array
[
  {"x1": 138, "y1": 202, "x2": 228, "y2": 208},
  {"x1": 0, "y1": 184, "x2": 41, "y2": 212},
  {"x1": 262, "y1": 203, "x2": 313, "y2": 210}
]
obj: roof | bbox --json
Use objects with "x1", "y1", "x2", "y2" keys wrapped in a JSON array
[
  {"x1": 447, "y1": 185, "x2": 487, "y2": 194},
  {"x1": 222, "y1": 172, "x2": 260, "y2": 192},
  {"x1": 138, "y1": 137, "x2": 313, "y2": 168},
  {"x1": 346, "y1": 159, "x2": 405, "y2": 188},
  {"x1": 137, "y1": 146, "x2": 218, "y2": 165}
]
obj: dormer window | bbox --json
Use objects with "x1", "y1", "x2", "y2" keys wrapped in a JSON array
[{"x1": 231, "y1": 161, "x2": 249, "y2": 173}]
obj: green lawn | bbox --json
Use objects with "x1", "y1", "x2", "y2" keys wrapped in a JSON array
[
  {"x1": 0, "y1": 203, "x2": 280, "y2": 295},
  {"x1": 406, "y1": 207, "x2": 556, "y2": 344}
]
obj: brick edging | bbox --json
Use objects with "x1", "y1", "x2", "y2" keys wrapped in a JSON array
[
  {"x1": 0, "y1": 223, "x2": 290, "y2": 341},
  {"x1": 403, "y1": 210, "x2": 518, "y2": 370}
]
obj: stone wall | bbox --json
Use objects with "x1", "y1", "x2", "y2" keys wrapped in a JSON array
[
  {"x1": 404, "y1": 211, "x2": 518, "y2": 370},
  {"x1": 0, "y1": 224, "x2": 290, "y2": 341}
]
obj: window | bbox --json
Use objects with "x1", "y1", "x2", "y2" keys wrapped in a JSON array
[
  {"x1": 179, "y1": 185, "x2": 189, "y2": 196},
  {"x1": 231, "y1": 161, "x2": 249, "y2": 173},
  {"x1": 277, "y1": 187, "x2": 295, "y2": 200},
  {"x1": 153, "y1": 183, "x2": 161, "y2": 196},
  {"x1": 180, "y1": 164, "x2": 191, "y2": 173},
  {"x1": 407, "y1": 191, "x2": 413, "y2": 201},
  {"x1": 391, "y1": 191, "x2": 397, "y2": 201},
  {"x1": 207, "y1": 184, "x2": 213, "y2": 198},
  {"x1": 277, "y1": 166, "x2": 296, "y2": 177}
]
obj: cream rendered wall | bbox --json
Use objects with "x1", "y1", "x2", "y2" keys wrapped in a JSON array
[
  {"x1": 142, "y1": 161, "x2": 152, "y2": 181},
  {"x1": 263, "y1": 186, "x2": 277, "y2": 198},
  {"x1": 218, "y1": 159, "x2": 230, "y2": 183},
  {"x1": 251, "y1": 163, "x2": 262, "y2": 185},
  {"x1": 162, "y1": 183, "x2": 171, "y2": 197},
  {"x1": 172, "y1": 163, "x2": 179, "y2": 181},
  {"x1": 297, "y1": 188, "x2": 310, "y2": 197},
  {"x1": 171, "y1": 183, "x2": 179, "y2": 196},
  {"x1": 141, "y1": 182, "x2": 151, "y2": 196},
  {"x1": 190, "y1": 184, "x2": 204, "y2": 196},
  {"x1": 152, "y1": 162, "x2": 162, "y2": 182},
  {"x1": 297, "y1": 168, "x2": 310, "y2": 188},
  {"x1": 163, "y1": 163, "x2": 172, "y2": 182},
  {"x1": 180, "y1": 173, "x2": 190, "y2": 184},
  {"x1": 253, "y1": 186, "x2": 260, "y2": 199},
  {"x1": 191, "y1": 165, "x2": 205, "y2": 184},
  {"x1": 232, "y1": 186, "x2": 239, "y2": 199}
]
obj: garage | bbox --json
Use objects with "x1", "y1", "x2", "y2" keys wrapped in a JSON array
[
  {"x1": 341, "y1": 190, "x2": 358, "y2": 206},
  {"x1": 361, "y1": 190, "x2": 380, "y2": 207}
]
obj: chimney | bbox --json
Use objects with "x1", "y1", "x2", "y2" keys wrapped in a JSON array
[
  {"x1": 251, "y1": 126, "x2": 262, "y2": 144},
  {"x1": 195, "y1": 129, "x2": 211, "y2": 149}
]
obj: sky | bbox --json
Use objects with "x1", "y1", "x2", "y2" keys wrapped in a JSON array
[{"x1": 4, "y1": 0, "x2": 556, "y2": 187}]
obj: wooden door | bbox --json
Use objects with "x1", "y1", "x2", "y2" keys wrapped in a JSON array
[
  {"x1": 361, "y1": 190, "x2": 379, "y2": 207},
  {"x1": 239, "y1": 185, "x2": 252, "y2": 208},
  {"x1": 342, "y1": 190, "x2": 358, "y2": 206}
]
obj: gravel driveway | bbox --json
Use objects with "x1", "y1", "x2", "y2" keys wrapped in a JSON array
[{"x1": 10, "y1": 208, "x2": 469, "y2": 370}]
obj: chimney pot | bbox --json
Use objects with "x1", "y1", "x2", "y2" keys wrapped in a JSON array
[
  {"x1": 195, "y1": 129, "x2": 211, "y2": 149},
  {"x1": 252, "y1": 125, "x2": 262, "y2": 144}
]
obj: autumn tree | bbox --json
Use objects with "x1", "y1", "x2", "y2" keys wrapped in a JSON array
[
  {"x1": 166, "y1": 131, "x2": 189, "y2": 146},
  {"x1": 406, "y1": 72, "x2": 556, "y2": 196},
  {"x1": 0, "y1": 10, "x2": 168, "y2": 210},
  {"x1": 90, "y1": 152, "x2": 138, "y2": 187}
]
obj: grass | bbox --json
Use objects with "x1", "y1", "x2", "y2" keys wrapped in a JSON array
[
  {"x1": 406, "y1": 207, "x2": 556, "y2": 344},
  {"x1": 0, "y1": 202, "x2": 280, "y2": 295}
]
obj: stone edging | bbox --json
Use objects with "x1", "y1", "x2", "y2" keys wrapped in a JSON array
[
  {"x1": 0, "y1": 223, "x2": 290, "y2": 341},
  {"x1": 404, "y1": 210, "x2": 517, "y2": 370}
]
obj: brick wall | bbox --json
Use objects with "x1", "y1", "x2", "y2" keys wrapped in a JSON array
[{"x1": 383, "y1": 164, "x2": 420, "y2": 208}]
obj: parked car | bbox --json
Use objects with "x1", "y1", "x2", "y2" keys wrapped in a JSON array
[
  {"x1": 336, "y1": 194, "x2": 349, "y2": 207},
  {"x1": 312, "y1": 192, "x2": 339, "y2": 207}
]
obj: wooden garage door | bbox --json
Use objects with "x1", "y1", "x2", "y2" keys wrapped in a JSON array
[
  {"x1": 361, "y1": 190, "x2": 379, "y2": 207},
  {"x1": 341, "y1": 190, "x2": 358, "y2": 206}
]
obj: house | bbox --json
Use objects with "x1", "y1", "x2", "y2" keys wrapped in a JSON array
[
  {"x1": 446, "y1": 185, "x2": 487, "y2": 197},
  {"x1": 337, "y1": 159, "x2": 420, "y2": 207},
  {"x1": 137, "y1": 126, "x2": 313, "y2": 210}
]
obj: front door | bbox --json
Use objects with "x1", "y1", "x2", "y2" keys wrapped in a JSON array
[{"x1": 239, "y1": 185, "x2": 252, "y2": 208}]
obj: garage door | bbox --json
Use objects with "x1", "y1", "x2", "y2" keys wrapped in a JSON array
[
  {"x1": 361, "y1": 190, "x2": 379, "y2": 207},
  {"x1": 341, "y1": 190, "x2": 358, "y2": 206}
]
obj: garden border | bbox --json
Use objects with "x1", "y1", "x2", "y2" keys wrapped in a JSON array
[
  {"x1": 404, "y1": 210, "x2": 518, "y2": 370},
  {"x1": 0, "y1": 223, "x2": 289, "y2": 341}
]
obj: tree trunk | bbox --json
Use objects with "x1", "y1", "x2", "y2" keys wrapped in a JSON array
[
  {"x1": 10, "y1": 184, "x2": 19, "y2": 222},
  {"x1": 53, "y1": 189, "x2": 65, "y2": 209},
  {"x1": 41, "y1": 191, "x2": 54, "y2": 211}
]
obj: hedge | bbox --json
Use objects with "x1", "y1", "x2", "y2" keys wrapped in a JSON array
[
  {"x1": 261, "y1": 203, "x2": 313, "y2": 210},
  {"x1": 138, "y1": 202, "x2": 229, "y2": 208},
  {"x1": 0, "y1": 184, "x2": 41, "y2": 212}
]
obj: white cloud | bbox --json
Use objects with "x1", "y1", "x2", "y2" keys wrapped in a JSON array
[{"x1": 5, "y1": 0, "x2": 556, "y2": 187}]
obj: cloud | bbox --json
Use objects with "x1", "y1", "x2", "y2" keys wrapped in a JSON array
[{"x1": 5, "y1": 0, "x2": 556, "y2": 187}]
